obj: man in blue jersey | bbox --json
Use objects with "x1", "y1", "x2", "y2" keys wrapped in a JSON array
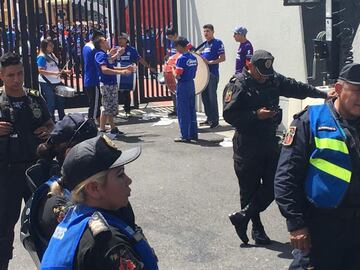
[
  {"x1": 117, "y1": 33, "x2": 155, "y2": 117},
  {"x1": 94, "y1": 36, "x2": 133, "y2": 135},
  {"x1": 165, "y1": 27, "x2": 194, "y2": 117},
  {"x1": 233, "y1": 26, "x2": 253, "y2": 74},
  {"x1": 173, "y1": 37, "x2": 198, "y2": 142},
  {"x1": 82, "y1": 30, "x2": 104, "y2": 123},
  {"x1": 200, "y1": 24, "x2": 226, "y2": 128}
]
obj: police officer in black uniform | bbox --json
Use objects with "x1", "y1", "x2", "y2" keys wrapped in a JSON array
[
  {"x1": 40, "y1": 135, "x2": 158, "y2": 270},
  {"x1": 275, "y1": 63, "x2": 360, "y2": 269},
  {"x1": 223, "y1": 50, "x2": 333, "y2": 246},
  {"x1": 0, "y1": 52, "x2": 53, "y2": 270}
]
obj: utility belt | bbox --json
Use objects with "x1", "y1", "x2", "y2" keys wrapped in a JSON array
[{"x1": 311, "y1": 207, "x2": 360, "y2": 220}]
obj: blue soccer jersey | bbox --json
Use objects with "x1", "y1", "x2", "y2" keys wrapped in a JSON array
[
  {"x1": 175, "y1": 52, "x2": 198, "y2": 82},
  {"x1": 95, "y1": 50, "x2": 117, "y2": 85},
  {"x1": 83, "y1": 43, "x2": 99, "y2": 87},
  {"x1": 200, "y1": 38, "x2": 225, "y2": 76}
]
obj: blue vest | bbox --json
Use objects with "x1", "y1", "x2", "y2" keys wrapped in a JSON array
[
  {"x1": 40, "y1": 205, "x2": 158, "y2": 270},
  {"x1": 30, "y1": 177, "x2": 70, "y2": 259},
  {"x1": 305, "y1": 103, "x2": 352, "y2": 208}
]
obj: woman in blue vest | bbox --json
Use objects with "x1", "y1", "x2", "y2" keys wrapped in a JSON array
[
  {"x1": 40, "y1": 135, "x2": 158, "y2": 270},
  {"x1": 275, "y1": 63, "x2": 360, "y2": 270}
]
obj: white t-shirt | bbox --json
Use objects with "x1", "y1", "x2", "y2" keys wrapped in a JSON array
[{"x1": 37, "y1": 53, "x2": 61, "y2": 84}]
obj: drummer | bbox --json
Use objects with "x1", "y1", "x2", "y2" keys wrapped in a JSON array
[
  {"x1": 173, "y1": 37, "x2": 198, "y2": 143},
  {"x1": 117, "y1": 33, "x2": 156, "y2": 117},
  {"x1": 165, "y1": 27, "x2": 193, "y2": 117}
]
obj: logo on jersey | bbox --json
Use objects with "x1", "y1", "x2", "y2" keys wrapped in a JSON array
[{"x1": 186, "y1": 59, "x2": 197, "y2": 67}]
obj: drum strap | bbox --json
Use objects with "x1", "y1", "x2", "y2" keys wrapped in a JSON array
[{"x1": 194, "y1": 41, "x2": 208, "y2": 53}]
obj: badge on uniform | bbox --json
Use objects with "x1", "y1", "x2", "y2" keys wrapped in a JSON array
[
  {"x1": 224, "y1": 88, "x2": 233, "y2": 103},
  {"x1": 283, "y1": 126, "x2": 296, "y2": 146}
]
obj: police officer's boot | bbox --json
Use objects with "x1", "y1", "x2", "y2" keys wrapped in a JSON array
[
  {"x1": 229, "y1": 211, "x2": 250, "y2": 245},
  {"x1": 251, "y1": 214, "x2": 271, "y2": 245}
]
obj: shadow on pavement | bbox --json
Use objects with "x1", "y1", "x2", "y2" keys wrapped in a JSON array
[
  {"x1": 198, "y1": 125, "x2": 234, "y2": 134},
  {"x1": 115, "y1": 133, "x2": 160, "y2": 144},
  {"x1": 239, "y1": 240, "x2": 293, "y2": 259},
  {"x1": 196, "y1": 138, "x2": 224, "y2": 147}
]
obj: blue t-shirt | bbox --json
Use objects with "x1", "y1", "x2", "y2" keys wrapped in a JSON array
[
  {"x1": 236, "y1": 40, "x2": 253, "y2": 74},
  {"x1": 175, "y1": 52, "x2": 198, "y2": 82},
  {"x1": 118, "y1": 45, "x2": 141, "y2": 67},
  {"x1": 200, "y1": 38, "x2": 225, "y2": 76},
  {"x1": 36, "y1": 55, "x2": 46, "y2": 68},
  {"x1": 82, "y1": 43, "x2": 99, "y2": 87},
  {"x1": 95, "y1": 50, "x2": 117, "y2": 85}
]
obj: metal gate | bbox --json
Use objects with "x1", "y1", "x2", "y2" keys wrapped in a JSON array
[{"x1": 0, "y1": 0, "x2": 177, "y2": 108}]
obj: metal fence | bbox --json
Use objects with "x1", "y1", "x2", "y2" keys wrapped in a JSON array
[{"x1": 0, "y1": 0, "x2": 177, "y2": 108}]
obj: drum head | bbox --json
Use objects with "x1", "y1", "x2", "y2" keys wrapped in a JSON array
[
  {"x1": 55, "y1": 85, "x2": 76, "y2": 98},
  {"x1": 192, "y1": 52, "x2": 210, "y2": 95}
]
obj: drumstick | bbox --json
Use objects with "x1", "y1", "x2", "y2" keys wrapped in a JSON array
[{"x1": 60, "y1": 60, "x2": 70, "y2": 73}]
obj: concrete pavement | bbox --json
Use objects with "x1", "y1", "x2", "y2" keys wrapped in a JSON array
[{"x1": 11, "y1": 106, "x2": 293, "y2": 270}]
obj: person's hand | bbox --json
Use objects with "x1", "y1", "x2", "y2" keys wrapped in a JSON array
[
  {"x1": 120, "y1": 69, "x2": 132, "y2": 75},
  {"x1": 117, "y1": 46, "x2": 125, "y2": 56},
  {"x1": 109, "y1": 47, "x2": 118, "y2": 56},
  {"x1": 34, "y1": 126, "x2": 50, "y2": 140},
  {"x1": 290, "y1": 227, "x2": 311, "y2": 252},
  {"x1": 0, "y1": 121, "x2": 12, "y2": 136},
  {"x1": 202, "y1": 57, "x2": 210, "y2": 65},
  {"x1": 126, "y1": 65, "x2": 136, "y2": 73},
  {"x1": 256, "y1": 107, "x2": 277, "y2": 120}
]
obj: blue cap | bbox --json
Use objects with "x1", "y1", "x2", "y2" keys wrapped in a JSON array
[{"x1": 233, "y1": 26, "x2": 248, "y2": 35}]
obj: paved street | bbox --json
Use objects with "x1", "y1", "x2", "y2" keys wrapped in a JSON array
[{"x1": 11, "y1": 107, "x2": 293, "y2": 270}]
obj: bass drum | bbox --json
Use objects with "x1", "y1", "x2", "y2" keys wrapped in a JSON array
[
  {"x1": 163, "y1": 52, "x2": 210, "y2": 95},
  {"x1": 192, "y1": 52, "x2": 209, "y2": 95},
  {"x1": 163, "y1": 53, "x2": 180, "y2": 94}
]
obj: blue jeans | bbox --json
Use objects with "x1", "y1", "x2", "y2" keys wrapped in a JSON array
[
  {"x1": 176, "y1": 81, "x2": 198, "y2": 140},
  {"x1": 201, "y1": 73, "x2": 219, "y2": 125},
  {"x1": 40, "y1": 82, "x2": 65, "y2": 121}
]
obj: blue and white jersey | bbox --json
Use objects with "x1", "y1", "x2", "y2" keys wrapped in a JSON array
[
  {"x1": 175, "y1": 52, "x2": 198, "y2": 82},
  {"x1": 200, "y1": 38, "x2": 225, "y2": 76}
]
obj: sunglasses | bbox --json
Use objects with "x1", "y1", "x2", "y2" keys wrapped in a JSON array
[{"x1": 67, "y1": 117, "x2": 97, "y2": 148}]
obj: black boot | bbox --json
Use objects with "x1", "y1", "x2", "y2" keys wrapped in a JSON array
[
  {"x1": 229, "y1": 211, "x2": 250, "y2": 244},
  {"x1": 251, "y1": 225, "x2": 271, "y2": 245}
]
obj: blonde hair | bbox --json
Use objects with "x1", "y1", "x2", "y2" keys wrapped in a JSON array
[
  {"x1": 71, "y1": 170, "x2": 108, "y2": 203},
  {"x1": 48, "y1": 171, "x2": 109, "y2": 203}
]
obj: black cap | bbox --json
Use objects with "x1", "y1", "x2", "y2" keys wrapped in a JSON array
[
  {"x1": 47, "y1": 113, "x2": 98, "y2": 145},
  {"x1": 338, "y1": 63, "x2": 360, "y2": 85},
  {"x1": 61, "y1": 135, "x2": 141, "y2": 190},
  {"x1": 251, "y1": 49, "x2": 275, "y2": 76}
]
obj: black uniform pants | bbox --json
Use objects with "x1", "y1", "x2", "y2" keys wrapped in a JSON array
[
  {"x1": 308, "y1": 211, "x2": 360, "y2": 270},
  {"x1": 84, "y1": 86, "x2": 101, "y2": 120},
  {"x1": 120, "y1": 91, "x2": 132, "y2": 113},
  {"x1": 233, "y1": 132, "x2": 280, "y2": 215},
  {"x1": 0, "y1": 164, "x2": 31, "y2": 263}
]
